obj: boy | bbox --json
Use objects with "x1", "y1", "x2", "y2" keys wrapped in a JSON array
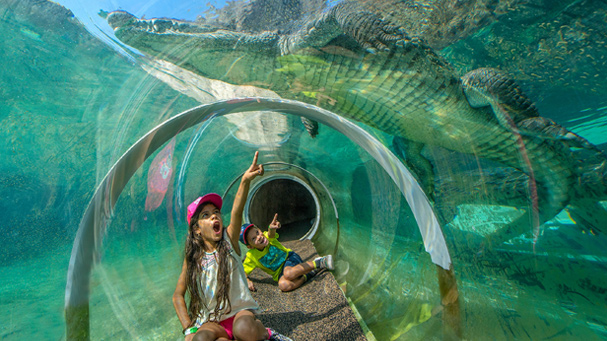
[{"x1": 240, "y1": 213, "x2": 334, "y2": 292}]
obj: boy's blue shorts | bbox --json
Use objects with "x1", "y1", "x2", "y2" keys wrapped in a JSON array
[{"x1": 278, "y1": 251, "x2": 303, "y2": 278}]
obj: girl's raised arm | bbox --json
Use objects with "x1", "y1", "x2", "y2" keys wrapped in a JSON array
[{"x1": 228, "y1": 151, "x2": 263, "y2": 254}]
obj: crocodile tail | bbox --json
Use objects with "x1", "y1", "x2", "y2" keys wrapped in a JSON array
[{"x1": 461, "y1": 68, "x2": 602, "y2": 245}]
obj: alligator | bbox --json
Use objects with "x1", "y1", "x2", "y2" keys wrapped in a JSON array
[{"x1": 105, "y1": 1, "x2": 601, "y2": 245}]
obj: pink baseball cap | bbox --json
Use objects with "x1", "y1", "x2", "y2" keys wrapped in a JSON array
[{"x1": 187, "y1": 193, "x2": 223, "y2": 224}]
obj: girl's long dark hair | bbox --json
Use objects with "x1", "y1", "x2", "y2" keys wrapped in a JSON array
[{"x1": 185, "y1": 205, "x2": 232, "y2": 326}]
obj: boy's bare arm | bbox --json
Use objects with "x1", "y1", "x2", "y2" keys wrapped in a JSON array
[
  {"x1": 228, "y1": 151, "x2": 263, "y2": 254},
  {"x1": 173, "y1": 260, "x2": 191, "y2": 331},
  {"x1": 268, "y1": 213, "x2": 280, "y2": 239}
]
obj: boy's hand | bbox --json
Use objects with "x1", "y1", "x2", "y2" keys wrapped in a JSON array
[
  {"x1": 242, "y1": 151, "x2": 263, "y2": 182},
  {"x1": 269, "y1": 213, "x2": 281, "y2": 230},
  {"x1": 247, "y1": 278, "x2": 256, "y2": 292}
]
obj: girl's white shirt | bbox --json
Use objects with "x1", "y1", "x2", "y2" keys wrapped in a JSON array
[{"x1": 195, "y1": 230, "x2": 259, "y2": 325}]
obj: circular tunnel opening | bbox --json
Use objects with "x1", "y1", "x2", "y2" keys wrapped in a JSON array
[{"x1": 246, "y1": 175, "x2": 319, "y2": 241}]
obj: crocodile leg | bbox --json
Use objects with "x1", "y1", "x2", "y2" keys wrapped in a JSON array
[
  {"x1": 460, "y1": 67, "x2": 605, "y2": 245},
  {"x1": 463, "y1": 68, "x2": 601, "y2": 154}
]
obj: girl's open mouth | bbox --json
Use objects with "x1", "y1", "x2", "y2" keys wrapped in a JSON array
[{"x1": 212, "y1": 221, "x2": 221, "y2": 234}]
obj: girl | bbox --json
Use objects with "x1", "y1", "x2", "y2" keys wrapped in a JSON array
[{"x1": 172, "y1": 152, "x2": 290, "y2": 341}]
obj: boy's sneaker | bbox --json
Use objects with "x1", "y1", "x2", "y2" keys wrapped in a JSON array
[
  {"x1": 267, "y1": 328, "x2": 293, "y2": 341},
  {"x1": 314, "y1": 255, "x2": 334, "y2": 270}
]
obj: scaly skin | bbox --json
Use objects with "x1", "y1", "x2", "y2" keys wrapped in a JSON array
[{"x1": 106, "y1": 3, "x2": 590, "y2": 244}]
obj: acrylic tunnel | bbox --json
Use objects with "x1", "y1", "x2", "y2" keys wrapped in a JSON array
[
  {"x1": 2, "y1": 0, "x2": 607, "y2": 340},
  {"x1": 63, "y1": 97, "x2": 455, "y2": 339}
]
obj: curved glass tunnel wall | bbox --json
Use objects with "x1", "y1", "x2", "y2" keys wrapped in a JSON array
[
  {"x1": 77, "y1": 108, "x2": 440, "y2": 340},
  {"x1": 1, "y1": 0, "x2": 607, "y2": 340}
]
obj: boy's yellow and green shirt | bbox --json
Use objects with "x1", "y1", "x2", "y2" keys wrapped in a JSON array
[{"x1": 242, "y1": 231, "x2": 292, "y2": 282}]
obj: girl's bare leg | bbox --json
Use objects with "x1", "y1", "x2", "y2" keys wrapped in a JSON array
[
  {"x1": 193, "y1": 321, "x2": 230, "y2": 341},
  {"x1": 232, "y1": 309, "x2": 268, "y2": 341}
]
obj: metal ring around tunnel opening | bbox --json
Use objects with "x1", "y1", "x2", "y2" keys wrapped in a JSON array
[{"x1": 245, "y1": 174, "x2": 321, "y2": 241}]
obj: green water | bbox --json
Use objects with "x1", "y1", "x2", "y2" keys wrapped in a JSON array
[{"x1": 2, "y1": 0, "x2": 607, "y2": 340}]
